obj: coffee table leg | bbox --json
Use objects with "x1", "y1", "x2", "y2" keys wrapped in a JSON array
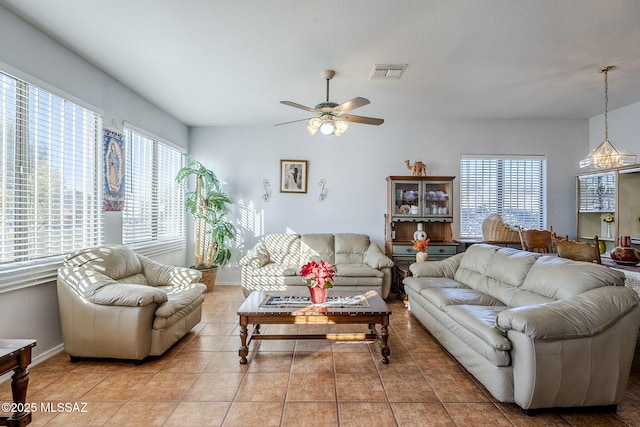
[
  {"x1": 380, "y1": 317, "x2": 390, "y2": 364},
  {"x1": 7, "y1": 366, "x2": 31, "y2": 426},
  {"x1": 239, "y1": 315, "x2": 248, "y2": 364}
]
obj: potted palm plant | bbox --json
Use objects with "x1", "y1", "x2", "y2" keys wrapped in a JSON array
[{"x1": 176, "y1": 155, "x2": 236, "y2": 291}]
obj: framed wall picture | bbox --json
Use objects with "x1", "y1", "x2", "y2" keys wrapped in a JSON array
[{"x1": 280, "y1": 159, "x2": 308, "y2": 193}]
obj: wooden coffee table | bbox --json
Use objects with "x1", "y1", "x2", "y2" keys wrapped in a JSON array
[
  {"x1": 237, "y1": 290, "x2": 391, "y2": 364},
  {"x1": 0, "y1": 339, "x2": 36, "y2": 427}
]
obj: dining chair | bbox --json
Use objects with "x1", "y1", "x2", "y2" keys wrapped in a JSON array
[
  {"x1": 556, "y1": 235, "x2": 602, "y2": 264},
  {"x1": 518, "y1": 227, "x2": 555, "y2": 253}
]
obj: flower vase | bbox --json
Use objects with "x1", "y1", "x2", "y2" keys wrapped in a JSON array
[
  {"x1": 416, "y1": 251, "x2": 428, "y2": 262},
  {"x1": 606, "y1": 222, "x2": 613, "y2": 239},
  {"x1": 308, "y1": 286, "x2": 329, "y2": 304},
  {"x1": 413, "y1": 223, "x2": 427, "y2": 241}
]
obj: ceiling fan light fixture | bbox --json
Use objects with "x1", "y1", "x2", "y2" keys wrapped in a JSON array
[
  {"x1": 278, "y1": 69, "x2": 383, "y2": 136},
  {"x1": 306, "y1": 117, "x2": 322, "y2": 135},
  {"x1": 335, "y1": 120, "x2": 349, "y2": 132},
  {"x1": 334, "y1": 119, "x2": 349, "y2": 136},
  {"x1": 320, "y1": 119, "x2": 335, "y2": 135},
  {"x1": 580, "y1": 65, "x2": 637, "y2": 169},
  {"x1": 306, "y1": 125, "x2": 319, "y2": 136}
]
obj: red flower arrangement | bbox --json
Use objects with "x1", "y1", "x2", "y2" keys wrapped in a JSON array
[
  {"x1": 413, "y1": 239, "x2": 430, "y2": 252},
  {"x1": 300, "y1": 260, "x2": 336, "y2": 289}
]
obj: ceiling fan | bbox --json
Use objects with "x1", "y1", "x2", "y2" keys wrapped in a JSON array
[{"x1": 277, "y1": 69, "x2": 384, "y2": 136}]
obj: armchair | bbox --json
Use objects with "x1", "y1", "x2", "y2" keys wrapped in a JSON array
[{"x1": 57, "y1": 245, "x2": 206, "y2": 361}]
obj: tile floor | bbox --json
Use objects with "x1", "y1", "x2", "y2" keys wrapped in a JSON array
[{"x1": 1, "y1": 285, "x2": 640, "y2": 426}]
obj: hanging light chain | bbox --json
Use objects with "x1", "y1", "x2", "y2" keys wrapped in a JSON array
[{"x1": 599, "y1": 66, "x2": 614, "y2": 141}]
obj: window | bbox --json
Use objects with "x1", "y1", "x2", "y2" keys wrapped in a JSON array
[
  {"x1": 0, "y1": 70, "x2": 102, "y2": 274},
  {"x1": 459, "y1": 155, "x2": 547, "y2": 239},
  {"x1": 122, "y1": 125, "x2": 185, "y2": 246}
]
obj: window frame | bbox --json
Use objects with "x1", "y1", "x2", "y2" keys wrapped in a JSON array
[
  {"x1": 459, "y1": 155, "x2": 547, "y2": 240},
  {"x1": 0, "y1": 68, "x2": 103, "y2": 293},
  {"x1": 122, "y1": 123, "x2": 186, "y2": 251}
]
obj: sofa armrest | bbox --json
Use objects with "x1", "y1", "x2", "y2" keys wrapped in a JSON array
[
  {"x1": 58, "y1": 267, "x2": 168, "y2": 306},
  {"x1": 409, "y1": 253, "x2": 463, "y2": 278},
  {"x1": 138, "y1": 254, "x2": 202, "y2": 287},
  {"x1": 240, "y1": 241, "x2": 270, "y2": 268},
  {"x1": 497, "y1": 286, "x2": 640, "y2": 339},
  {"x1": 364, "y1": 243, "x2": 394, "y2": 269}
]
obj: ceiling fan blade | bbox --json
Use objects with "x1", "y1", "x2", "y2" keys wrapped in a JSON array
[
  {"x1": 280, "y1": 101, "x2": 317, "y2": 113},
  {"x1": 340, "y1": 114, "x2": 384, "y2": 126},
  {"x1": 274, "y1": 117, "x2": 313, "y2": 126},
  {"x1": 334, "y1": 97, "x2": 370, "y2": 113}
]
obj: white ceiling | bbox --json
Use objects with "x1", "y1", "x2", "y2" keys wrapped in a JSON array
[{"x1": 2, "y1": 0, "x2": 640, "y2": 127}]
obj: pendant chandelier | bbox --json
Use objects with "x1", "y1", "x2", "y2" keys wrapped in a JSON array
[{"x1": 579, "y1": 66, "x2": 636, "y2": 169}]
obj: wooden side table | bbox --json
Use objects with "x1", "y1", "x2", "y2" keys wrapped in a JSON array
[
  {"x1": 0, "y1": 339, "x2": 36, "y2": 427},
  {"x1": 394, "y1": 260, "x2": 412, "y2": 301}
]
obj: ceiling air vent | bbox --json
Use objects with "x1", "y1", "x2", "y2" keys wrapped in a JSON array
[{"x1": 370, "y1": 64, "x2": 407, "y2": 80}]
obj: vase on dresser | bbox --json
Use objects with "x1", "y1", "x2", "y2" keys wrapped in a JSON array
[
  {"x1": 416, "y1": 251, "x2": 429, "y2": 262},
  {"x1": 413, "y1": 223, "x2": 427, "y2": 241},
  {"x1": 610, "y1": 236, "x2": 640, "y2": 266}
]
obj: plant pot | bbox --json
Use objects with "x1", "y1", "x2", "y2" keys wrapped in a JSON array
[
  {"x1": 198, "y1": 266, "x2": 218, "y2": 292},
  {"x1": 308, "y1": 286, "x2": 329, "y2": 304}
]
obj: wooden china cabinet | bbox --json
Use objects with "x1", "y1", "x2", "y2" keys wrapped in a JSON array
[{"x1": 385, "y1": 176, "x2": 459, "y2": 264}]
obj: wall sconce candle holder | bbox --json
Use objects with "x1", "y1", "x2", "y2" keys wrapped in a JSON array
[
  {"x1": 262, "y1": 179, "x2": 271, "y2": 202},
  {"x1": 318, "y1": 179, "x2": 328, "y2": 202}
]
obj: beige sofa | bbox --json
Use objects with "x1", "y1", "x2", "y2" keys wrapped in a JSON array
[
  {"x1": 240, "y1": 233, "x2": 394, "y2": 298},
  {"x1": 403, "y1": 243, "x2": 640, "y2": 413},
  {"x1": 57, "y1": 245, "x2": 206, "y2": 361}
]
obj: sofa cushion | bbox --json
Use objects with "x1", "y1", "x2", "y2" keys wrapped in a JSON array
[
  {"x1": 300, "y1": 234, "x2": 335, "y2": 264},
  {"x1": 58, "y1": 267, "x2": 167, "y2": 306},
  {"x1": 454, "y1": 244, "x2": 500, "y2": 290},
  {"x1": 64, "y1": 244, "x2": 144, "y2": 281},
  {"x1": 485, "y1": 248, "x2": 540, "y2": 288},
  {"x1": 521, "y1": 256, "x2": 625, "y2": 300},
  {"x1": 91, "y1": 282, "x2": 168, "y2": 306},
  {"x1": 335, "y1": 263, "x2": 383, "y2": 278},
  {"x1": 472, "y1": 248, "x2": 543, "y2": 306},
  {"x1": 155, "y1": 283, "x2": 207, "y2": 318},
  {"x1": 264, "y1": 233, "x2": 300, "y2": 266},
  {"x1": 153, "y1": 283, "x2": 206, "y2": 329},
  {"x1": 335, "y1": 233, "x2": 369, "y2": 264},
  {"x1": 116, "y1": 273, "x2": 147, "y2": 285},
  {"x1": 255, "y1": 263, "x2": 298, "y2": 277},
  {"x1": 420, "y1": 287, "x2": 504, "y2": 311},
  {"x1": 403, "y1": 276, "x2": 466, "y2": 291},
  {"x1": 240, "y1": 241, "x2": 270, "y2": 267},
  {"x1": 446, "y1": 305, "x2": 511, "y2": 351}
]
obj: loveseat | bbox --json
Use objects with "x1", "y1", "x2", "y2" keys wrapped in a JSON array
[
  {"x1": 57, "y1": 245, "x2": 206, "y2": 361},
  {"x1": 240, "y1": 233, "x2": 394, "y2": 298},
  {"x1": 403, "y1": 243, "x2": 640, "y2": 413}
]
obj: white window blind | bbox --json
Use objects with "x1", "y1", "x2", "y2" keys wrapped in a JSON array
[
  {"x1": 0, "y1": 70, "x2": 102, "y2": 267},
  {"x1": 460, "y1": 155, "x2": 547, "y2": 239},
  {"x1": 123, "y1": 126, "x2": 185, "y2": 245}
]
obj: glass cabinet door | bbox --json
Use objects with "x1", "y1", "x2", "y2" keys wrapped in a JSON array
[
  {"x1": 578, "y1": 172, "x2": 616, "y2": 213},
  {"x1": 392, "y1": 181, "x2": 421, "y2": 217},
  {"x1": 423, "y1": 181, "x2": 453, "y2": 218},
  {"x1": 577, "y1": 172, "x2": 616, "y2": 241}
]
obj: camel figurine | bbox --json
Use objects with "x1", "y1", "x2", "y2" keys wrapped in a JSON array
[{"x1": 405, "y1": 160, "x2": 427, "y2": 176}]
